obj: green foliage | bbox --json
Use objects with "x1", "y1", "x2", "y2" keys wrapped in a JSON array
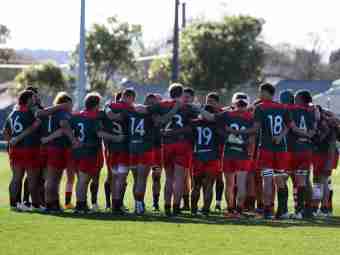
[
  {"x1": 13, "y1": 62, "x2": 69, "y2": 95},
  {"x1": 147, "y1": 57, "x2": 171, "y2": 84},
  {"x1": 0, "y1": 24, "x2": 10, "y2": 44},
  {"x1": 73, "y1": 16, "x2": 142, "y2": 93},
  {"x1": 179, "y1": 15, "x2": 265, "y2": 91}
]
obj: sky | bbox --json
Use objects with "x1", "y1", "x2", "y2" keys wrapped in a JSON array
[{"x1": 1, "y1": 0, "x2": 340, "y2": 52}]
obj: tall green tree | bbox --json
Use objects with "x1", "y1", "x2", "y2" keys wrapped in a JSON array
[
  {"x1": 179, "y1": 16, "x2": 265, "y2": 91},
  {"x1": 73, "y1": 16, "x2": 142, "y2": 93},
  {"x1": 0, "y1": 24, "x2": 10, "y2": 44},
  {"x1": 14, "y1": 62, "x2": 71, "y2": 95}
]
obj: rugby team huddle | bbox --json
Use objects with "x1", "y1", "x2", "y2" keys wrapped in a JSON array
[{"x1": 3, "y1": 82, "x2": 339, "y2": 219}]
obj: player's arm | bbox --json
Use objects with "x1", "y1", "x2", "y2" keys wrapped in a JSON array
[
  {"x1": 161, "y1": 125, "x2": 192, "y2": 137},
  {"x1": 41, "y1": 128, "x2": 65, "y2": 144},
  {"x1": 9, "y1": 119, "x2": 41, "y2": 146},
  {"x1": 35, "y1": 103, "x2": 71, "y2": 118},
  {"x1": 155, "y1": 101, "x2": 182, "y2": 125},
  {"x1": 59, "y1": 119, "x2": 79, "y2": 147},
  {"x1": 97, "y1": 131, "x2": 125, "y2": 143},
  {"x1": 104, "y1": 106, "x2": 123, "y2": 121},
  {"x1": 2, "y1": 119, "x2": 12, "y2": 142}
]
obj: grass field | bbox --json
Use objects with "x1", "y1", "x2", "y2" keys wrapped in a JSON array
[{"x1": 1, "y1": 152, "x2": 340, "y2": 255}]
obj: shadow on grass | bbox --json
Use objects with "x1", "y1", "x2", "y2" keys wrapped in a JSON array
[{"x1": 28, "y1": 210, "x2": 340, "y2": 229}]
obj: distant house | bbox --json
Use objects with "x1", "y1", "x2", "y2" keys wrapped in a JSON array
[
  {"x1": 313, "y1": 79, "x2": 340, "y2": 115},
  {"x1": 274, "y1": 80, "x2": 333, "y2": 101}
]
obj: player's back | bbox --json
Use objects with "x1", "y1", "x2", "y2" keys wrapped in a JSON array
[
  {"x1": 255, "y1": 100, "x2": 290, "y2": 152},
  {"x1": 192, "y1": 118, "x2": 220, "y2": 162},
  {"x1": 6, "y1": 106, "x2": 40, "y2": 147}
]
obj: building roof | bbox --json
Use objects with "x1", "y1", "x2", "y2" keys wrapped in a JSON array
[{"x1": 274, "y1": 80, "x2": 333, "y2": 100}]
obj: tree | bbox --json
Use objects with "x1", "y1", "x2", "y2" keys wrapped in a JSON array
[
  {"x1": 0, "y1": 24, "x2": 10, "y2": 44},
  {"x1": 149, "y1": 16, "x2": 265, "y2": 91},
  {"x1": 14, "y1": 62, "x2": 71, "y2": 95},
  {"x1": 73, "y1": 16, "x2": 142, "y2": 93}
]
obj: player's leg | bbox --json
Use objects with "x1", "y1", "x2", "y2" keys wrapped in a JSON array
[
  {"x1": 224, "y1": 172, "x2": 236, "y2": 216},
  {"x1": 26, "y1": 168, "x2": 42, "y2": 209},
  {"x1": 202, "y1": 173, "x2": 215, "y2": 216},
  {"x1": 190, "y1": 173, "x2": 203, "y2": 215},
  {"x1": 215, "y1": 173, "x2": 224, "y2": 211},
  {"x1": 90, "y1": 174, "x2": 100, "y2": 212},
  {"x1": 75, "y1": 171, "x2": 91, "y2": 213},
  {"x1": 134, "y1": 165, "x2": 150, "y2": 215},
  {"x1": 152, "y1": 167, "x2": 162, "y2": 211},
  {"x1": 105, "y1": 169, "x2": 112, "y2": 210},
  {"x1": 164, "y1": 166, "x2": 174, "y2": 216},
  {"x1": 182, "y1": 169, "x2": 191, "y2": 211},
  {"x1": 112, "y1": 164, "x2": 129, "y2": 214},
  {"x1": 274, "y1": 172, "x2": 289, "y2": 219},
  {"x1": 236, "y1": 171, "x2": 248, "y2": 215},
  {"x1": 9, "y1": 165, "x2": 25, "y2": 210},
  {"x1": 65, "y1": 167, "x2": 75, "y2": 209},
  {"x1": 245, "y1": 171, "x2": 256, "y2": 212},
  {"x1": 261, "y1": 169, "x2": 274, "y2": 219},
  {"x1": 293, "y1": 170, "x2": 308, "y2": 219},
  {"x1": 172, "y1": 164, "x2": 186, "y2": 215},
  {"x1": 320, "y1": 173, "x2": 330, "y2": 216},
  {"x1": 45, "y1": 166, "x2": 63, "y2": 212},
  {"x1": 23, "y1": 176, "x2": 30, "y2": 207},
  {"x1": 254, "y1": 171, "x2": 264, "y2": 213}
]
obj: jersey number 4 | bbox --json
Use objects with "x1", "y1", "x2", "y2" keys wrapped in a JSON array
[{"x1": 130, "y1": 117, "x2": 145, "y2": 136}]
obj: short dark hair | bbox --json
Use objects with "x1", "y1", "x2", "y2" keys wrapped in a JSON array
[
  {"x1": 207, "y1": 92, "x2": 219, "y2": 102},
  {"x1": 18, "y1": 90, "x2": 34, "y2": 105},
  {"x1": 168, "y1": 83, "x2": 184, "y2": 99},
  {"x1": 184, "y1": 87, "x2": 195, "y2": 97},
  {"x1": 144, "y1": 93, "x2": 156, "y2": 105},
  {"x1": 85, "y1": 92, "x2": 101, "y2": 110},
  {"x1": 295, "y1": 90, "x2": 312, "y2": 105},
  {"x1": 279, "y1": 90, "x2": 294, "y2": 104},
  {"x1": 26, "y1": 86, "x2": 39, "y2": 94},
  {"x1": 53, "y1": 92, "x2": 72, "y2": 105},
  {"x1": 123, "y1": 88, "x2": 136, "y2": 99},
  {"x1": 260, "y1": 83, "x2": 275, "y2": 96}
]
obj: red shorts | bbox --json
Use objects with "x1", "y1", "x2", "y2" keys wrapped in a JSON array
[
  {"x1": 291, "y1": 151, "x2": 312, "y2": 171},
  {"x1": 313, "y1": 153, "x2": 338, "y2": 177},
  {"x1": 107, "y1": 151, "x2": 129, "y2": 168},
  {"x1": 257, "y1": 149, "x2": 292, "y2": 170},
  {"x1": 9, "y1": 147, "x2": 41, "y2": 170},
  {"x1": 153, "y1": 147, "x2": 162, "y2": 167},
  {"x1": 163, "y1": 142, "x2": 192, "y2": 169},
  {"x1": 78, "y1": 150, "x2": 104, "y2": 176},
  {"x1": 192, "y1": 159, "x2": 221, "y2": 177},
  {"x1": 129, "y1": 150, "x2": 155, "y2": 167},
  {"x1": 223, "y1": 159, "x2": 252, "y2": 173},
  {"x1": 39, "y1": 146, "x2": 48, "y2": 169},
  {"x1": 47, "y1": 146, "x2": 72, "y2": 170}
]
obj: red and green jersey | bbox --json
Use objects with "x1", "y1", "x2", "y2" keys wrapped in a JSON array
[
  {"x1": 254, "y1": 100, "x2": 291, "y2": 152},
  {"x1": 46, "y1": 110, "x2": 72, "y2": 148},
  {"x1": 191, "y1": 119, "x2": 221, "y2": 162},
  {"x1": 126, "y1": 107, "x2": 154, "y2": 155},
  {"x1": 289, "y1": 105, "x2": 316, "y2": 152},
  {"x1": 4, "y1": 105, "x2": 40, "y2": 148},
  {"x1": 217, "y1": 110, "x2": 253, "y2": 160},
  {"x1": 71, "y1": 110, "x2": 102, "y2": 159},
  {"x1": 102, "y1": 102, "x2": 132, "y2": 153},
  {"x1": 147, "y1": 100, "x2": 197, "y2": 144}
]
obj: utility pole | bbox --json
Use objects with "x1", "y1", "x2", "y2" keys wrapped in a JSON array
[
  {"x1": 171, "y1": 0, "x2": 180, "y2": 82},
  {"x1": 182, "y1": 2, "x2": 186, "y2": 28},
  {"x1": 78, "y1": 0, "x2": 86, "y2": 109}
]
